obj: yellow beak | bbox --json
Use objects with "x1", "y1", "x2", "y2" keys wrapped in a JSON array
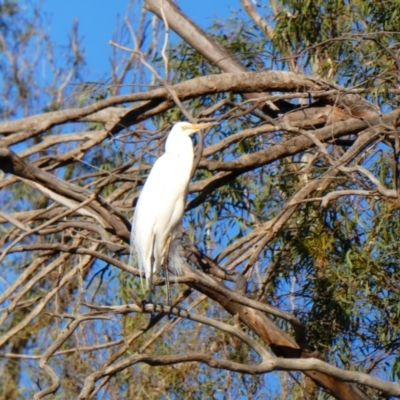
[{"x1": 190, "y1": 122, "x2": 219, "y2": 131}]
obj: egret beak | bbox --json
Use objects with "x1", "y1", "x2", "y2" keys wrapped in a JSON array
[{"x1": 191, "y1": 122, "x2": 219, "y2": 131}]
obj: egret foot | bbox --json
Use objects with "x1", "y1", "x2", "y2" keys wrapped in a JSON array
[{"x1": 141, "y1": 298, "x2": 156, "y2": 317}]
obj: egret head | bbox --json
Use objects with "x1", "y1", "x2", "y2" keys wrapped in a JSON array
[{"x1": 165, "y1": 121, "x2": 218, "y2": 152}]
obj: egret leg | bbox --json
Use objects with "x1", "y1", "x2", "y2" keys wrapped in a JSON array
[
  {"x1": 148, "y1": 236, "x2": 156, "y2": 305},
  {"x1": 164, "y1": 237, "x2": 172, "y2": 307},
  {"x1": 165, "y1": 261, "x2": 171, "y2": 307},
  {"x1": 148, "y1": 253, "x2": 154, "y2": 304}
]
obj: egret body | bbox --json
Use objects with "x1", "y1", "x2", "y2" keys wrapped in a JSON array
[{"x1": 131, "y1": 122, "x2": 216, "y2": 293}]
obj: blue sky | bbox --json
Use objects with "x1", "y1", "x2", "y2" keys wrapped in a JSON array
[{"x1": 42, "y1": 1, "x2": 235, "y2": 76}]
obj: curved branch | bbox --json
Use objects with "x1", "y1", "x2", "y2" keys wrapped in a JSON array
[
  {"x1": 0, "y1": 70, "x2": 326, "y2": 144},
  {"x1": 0, "y1": 148, "x2": 130, "y2": 239},
  {"x1": 78, "y1": 350, "x2": 400, "y2": 400},
  {"x1": 33, "y1": 314, "x2": 112, "y2": 400},
  {"x1": 200, "y1": 110, "x2": 400, "y2": 172},
  {"x1": 84, "y1": 302, "x2": 269, "y2": 359}
]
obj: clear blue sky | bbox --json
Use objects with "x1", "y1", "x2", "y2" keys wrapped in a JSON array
[{"x1": 42, "y1": 1, "x2": 235, "y2": 76}]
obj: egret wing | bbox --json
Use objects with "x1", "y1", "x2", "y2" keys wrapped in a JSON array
[
  {"x1": 137, "y1": 152, "x2": 190, "y2": 218},
  {"x1": 132, "y1": 152, "x2": 192, "y2": 279}
]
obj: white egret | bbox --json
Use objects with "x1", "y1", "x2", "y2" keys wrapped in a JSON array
[{"x1": 131, "y1": 121, "x2": 217, "y2": 302}]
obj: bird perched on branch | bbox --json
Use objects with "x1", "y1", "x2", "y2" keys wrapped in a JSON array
[{"x1": 130, "y1": 121, "x2": 217, "y2": 302}]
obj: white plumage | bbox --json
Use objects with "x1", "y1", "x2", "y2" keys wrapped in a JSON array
[{"x1": 131, "y1": 122, "x2": 216, "y2": 287}]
